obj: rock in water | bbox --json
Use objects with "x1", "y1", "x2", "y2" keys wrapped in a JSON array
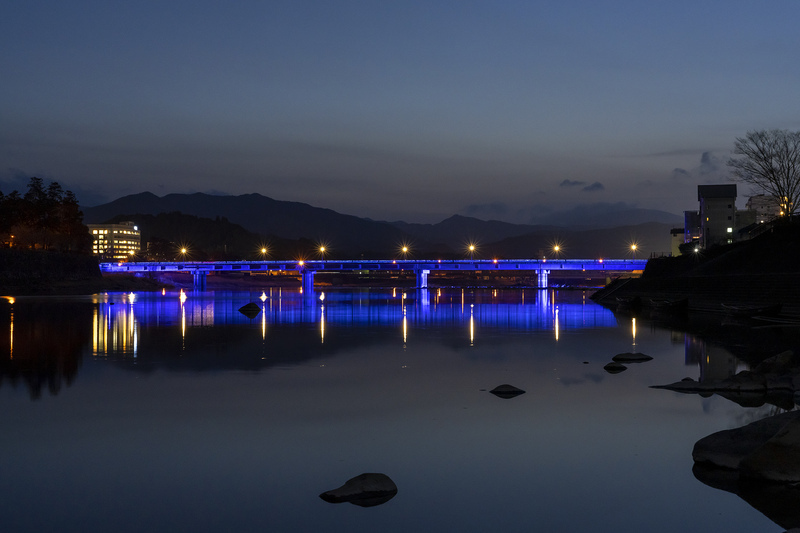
[
  {"x1": 612, "y1": 352, "x2": 653, "y2": 363},
  {"x1": 319, "y1": 473, "x2": 397, "y2": 507},
  {"x1": 740, "y1": 416, "x2": 800, "y2": 483},
  {"x1": 238, "y1": 302, "x2": 261, "y2": 319},
  {"x1": 489, "y1": 384, "x2": 526, "y2": 399},
  {"x1": 603, "y1": 362, "x2": 627, "y2": 374}
]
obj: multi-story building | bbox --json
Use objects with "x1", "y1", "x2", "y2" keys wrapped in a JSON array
[
  {"x1": 697, "y1": 184, "x2": 737, "y2": 248},
  {"x1": 87, "y1": 221, "x2": 141, "y2": 261},
  {"x1": 745, "y1": 194, "x2": 782, "y2": 223}
]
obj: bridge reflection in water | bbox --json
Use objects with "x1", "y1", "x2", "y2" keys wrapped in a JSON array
[{"x1": 89, "y1": 288, "x2": 620, "y2": 358}]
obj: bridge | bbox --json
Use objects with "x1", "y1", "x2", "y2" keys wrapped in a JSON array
[{"x1": 99, "y1": 258, "x2": 648, "y2": 291}]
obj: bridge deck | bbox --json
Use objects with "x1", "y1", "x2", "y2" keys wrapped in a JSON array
[
  {"x1": 100, "y1": 258, "x2": 647, "y2": 273},
  {"x1": 99, "y1": 258, "x2": 646, "y2": 290}
]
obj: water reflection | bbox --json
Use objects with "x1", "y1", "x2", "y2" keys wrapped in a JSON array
[
  {"x1": 1, "y1": 289, "x2": 624, "y2": 398},
  {"x1": 0, "y1": 298, "x2": 92, "y2": 399},
  {"x1": 5, "y1": 290, "x2": 800, "y2": 531},
  {"x1": 640, "y1": 309, "x2": 800, "y2": 531}
]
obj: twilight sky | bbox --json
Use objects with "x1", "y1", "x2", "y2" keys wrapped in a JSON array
[{"x1": 2, "y1": 1, "x2": 799, "y2": 223}]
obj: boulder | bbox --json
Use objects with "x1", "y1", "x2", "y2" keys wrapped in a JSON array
[
  {"x1": 692, "y1": 411, "x2": 800, "y2": 469},
  {"x1": 319, "y1": 473, "x2": 398, "y2": 507},
  {"x1": 740, "y1": 416, "x2": 800, "y2": 483},
  {"x1": 603, "y1": 362, "x2": 627, "y2": 374},
  {"x1": 489, "y1": 384, "x2": 526, "y2": 399},
  {"x1": 654, "y1": 370, "x2": 768, "y2": 394},
  {"x1": 238, "y1": 302, "x2": 261, "y2": 319},
  {"x1": 611, "y1": 352, "x2": 653, "y2": 363},
  {"x1": 718, "y1": 370, "x2": 767, "y2": 393},
  {"x1": 753, "y1": 350, "x2": 796, "y2": 375}
]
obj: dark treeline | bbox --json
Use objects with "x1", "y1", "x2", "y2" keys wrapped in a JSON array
[
  {"x1": 0, "y1": 177, "x2": 91, "y2": 253},
  {"x1": 108, "y1": 211, "x2": 335, "y2": 261}
]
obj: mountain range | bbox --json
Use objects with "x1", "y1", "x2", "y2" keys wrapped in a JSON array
[{"x1": 82, "y1": 192, "x2": 682, "y2": 259}]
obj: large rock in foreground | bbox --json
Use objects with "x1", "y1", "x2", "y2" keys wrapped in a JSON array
[
  {"x1": 319, "y1": 473, "x2": 398, "y2": 507},
  {"x1": 693, "y1": 411, "x2": 800, "y2": 470},
  {"x1": 693, "y1": 410, "x2": 800, "y2": 483},
  {"x1": 740, "y1": 417, "x2": 800, "y2": 483}
]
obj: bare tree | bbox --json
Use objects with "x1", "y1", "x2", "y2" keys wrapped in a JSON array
[{"x1": 727, "y1": 129, "x2": 800, "y2": 216}]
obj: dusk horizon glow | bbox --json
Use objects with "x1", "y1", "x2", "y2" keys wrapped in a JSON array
[{"x1": 2, "y1": 1, "x2": 799, "y2": 223}]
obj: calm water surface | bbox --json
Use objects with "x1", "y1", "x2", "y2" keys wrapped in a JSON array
[{"x1": 1, "y1": 288, "x2": 796, "y2": 532}]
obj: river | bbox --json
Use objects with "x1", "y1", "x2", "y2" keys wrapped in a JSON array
[{"x1": 0, "y1": 288, "x2": 795, "y2": 532}]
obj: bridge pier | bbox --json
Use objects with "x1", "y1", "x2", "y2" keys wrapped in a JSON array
[
  {"x1": 415, "y1": 269, "x2": 430, "y2": 288},
  {"x1": 537, "y1": 269, "x2": 550, "y2": 289},
  {"x1": 193, "y1": 271, "x2": 207, "y2": 291},
  {"x1": 302, "y1": 269, "x2": 315, "y2": 293}
]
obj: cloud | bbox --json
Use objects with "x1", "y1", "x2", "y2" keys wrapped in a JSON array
[
  {"x1": 665, "y1": 151, "x2": 729, "y2": 184},
  {"x1": 582, "y1": 182, "x2": 605, "y2": 192},
  {"x1": 671, "y1": 168, "x2": 691, "y2": 180},
  {"x1": 698, "y1": 151, "x2": 724, "y2": 176},
  {"x1": 559, "y1": 179, "x2": 586, "y2": 187}
]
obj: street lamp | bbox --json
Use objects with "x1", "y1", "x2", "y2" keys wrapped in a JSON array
[
  {"x1": 319, "y1": 246, "x2": 326, "y2": 260},
  {"x1": 468, "y1": 244, "x2": 476, "y2": 260},
  {"x1": 630, "y1": 244, "x2": 637, "y2": 259},
  {"x1": 401, "y1": 245, "x2": 409, "y2": 259}
]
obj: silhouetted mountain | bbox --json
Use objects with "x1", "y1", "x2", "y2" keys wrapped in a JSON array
[
  {"x1": 543, "y1": 206, "x2": 682, "y2": 228},
  {"x1": 84, "y1": 192, "x2": 676, "y2": 258},
  {"x1": 482, "y1": 222, "x2": 674, "y2": 259},
  {"x1": 391, "y1": 215, "x2": 561, "y2": 245},
  {"x1": 84, "y1": 192, "x2": 431, "y2": 256},
  {"x1": 105, "y1": 212, "x2": 321, "y2": 260}
]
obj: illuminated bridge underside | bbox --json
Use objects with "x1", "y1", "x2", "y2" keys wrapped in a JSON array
[{"x1": 100, "y1": 259, "x2": 647, "y2": 291}]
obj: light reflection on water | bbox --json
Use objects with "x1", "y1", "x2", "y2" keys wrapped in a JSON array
[
  {"x1": 0, "y1": 288, "x2": 796, "y2": 532},
  {"x1": 87, "y1": 288, "x2": 622, "y2": 359}
]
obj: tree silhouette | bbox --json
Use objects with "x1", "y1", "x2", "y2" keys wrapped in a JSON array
[
  {"x1": 728, "y1": 129, "x2": 800, "y2": 217},
  {"x1": 0, "y1": 177, "x2": 91, "y2": 252}
]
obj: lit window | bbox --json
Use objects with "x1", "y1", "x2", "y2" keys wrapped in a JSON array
[{"x1": 727, "y1": 227, "x2": 733, "y2": 233}]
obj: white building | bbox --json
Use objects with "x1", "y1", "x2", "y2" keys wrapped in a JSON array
[
  {"x1": 745, "y1": 194, "x2": 782, "y2": 223},
  {"x1": 87, "y1": 221, "x2": 141, "y2": 261}
]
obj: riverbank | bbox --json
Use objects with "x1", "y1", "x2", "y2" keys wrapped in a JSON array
[{"x1": 592, "y1": 222, "x2": 800, "y2": 316}]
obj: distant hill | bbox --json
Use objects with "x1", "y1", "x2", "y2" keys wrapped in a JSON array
[
  {"x1": 541, "y1": 206, "x2": 682, "y2": 229},
  {"x1": 104, "y1": 212, "x2": 318, "y2": 260},
  {"x1": 84, "y1": 192, "x2": 676, "y2": 258},
  {"x1": 391, "y1": 215, "x2": 562, "y2": 245},
  {"x1": 483, "y1": 222, "x2": 674, "y2": 259},
  {"x1": 84, "y1": 192, "x2": 430, "y2": 256}
]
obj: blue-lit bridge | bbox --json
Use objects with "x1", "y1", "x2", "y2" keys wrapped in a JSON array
[{"x1": 99, "y1": 258, "x2": 647, "y2": 291}]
